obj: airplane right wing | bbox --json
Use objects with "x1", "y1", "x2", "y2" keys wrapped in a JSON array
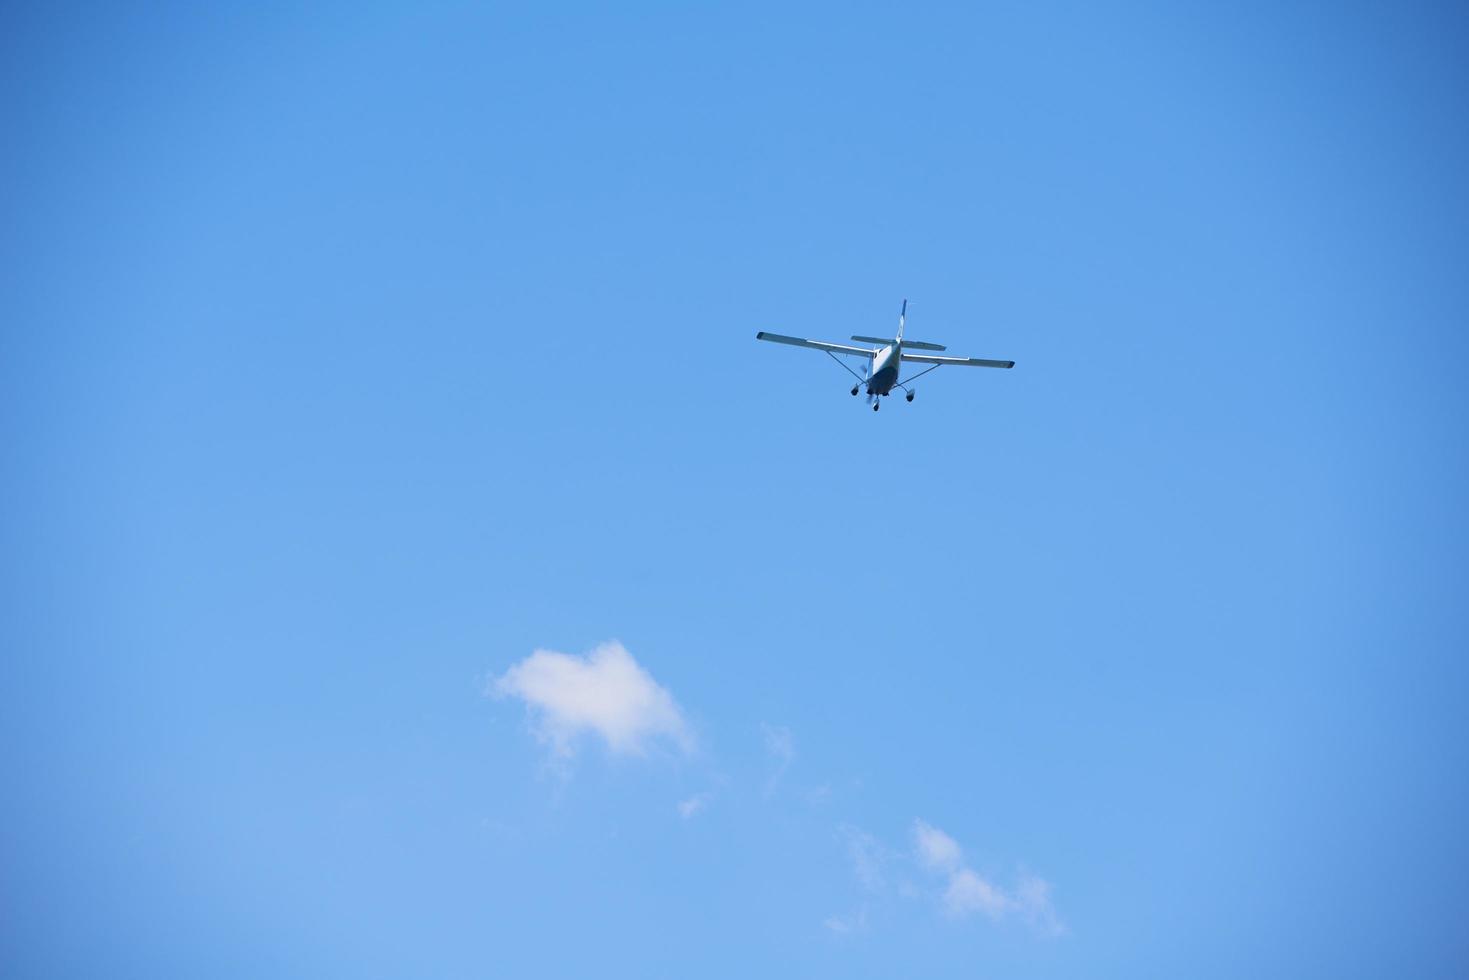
[
  {"x1": 755, "y1": 332, "x2": 877, "y2": 358},
  {"x1": 900, "y1": 352, "x2": 1015, "y2": 369}
]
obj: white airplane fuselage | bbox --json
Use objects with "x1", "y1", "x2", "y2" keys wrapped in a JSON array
[{"x1": 866, "y1": 343, "x2": 901, "y2": 396}]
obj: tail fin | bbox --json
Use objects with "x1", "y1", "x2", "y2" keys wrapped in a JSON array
[{"x1": 898, "y1": 299, "x2": 907, "y2": 342}]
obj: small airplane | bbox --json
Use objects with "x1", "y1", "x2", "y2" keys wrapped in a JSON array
[{"x1": 756, "y1": 300, "x2": 1014, "y2": 411}]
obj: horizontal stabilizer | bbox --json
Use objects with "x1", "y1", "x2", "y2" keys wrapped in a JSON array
[{"x1": 851, "y1": 335, "x2": 947, "y2": 351}]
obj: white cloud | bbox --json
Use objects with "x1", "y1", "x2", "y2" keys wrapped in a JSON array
[
  {"x1": 913, "y1": 819, "x2": 963, "y2": 873},
  {"x1": 1014, "y1": 872, "x2": 1065, "y2": 937},
  {"x1": 763, "y1": 723, "x2": 794, "y2": 762},
  {"x1": 914, "y1": 819, "x2": 1063, "y2": 935},
  {"x1": 492, "y1": 641, "x2": 691, "y2": 757},
  {"x1": 761, "y1": 722, "x2": 794, "y2": 796},
  {"x1": 944, "y1": 867, "x2": 1011, "y2": 919},
  {"x1": 823, "y1": 907, "x2": 868, "y2": 935},
  {"x1": 838, "y1": 824, "x2": 890, "y2": 893},
  {"x1": 677, "y1": 792, "x2": 711, "y2": 819}
]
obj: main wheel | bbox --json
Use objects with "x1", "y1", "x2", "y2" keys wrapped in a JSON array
[
  {"x1": 906, "y1": 392, "x2": 914, "y2": 402},
  {"x1": 851, "y1": 386, "x2": 859, "y2": 396}
]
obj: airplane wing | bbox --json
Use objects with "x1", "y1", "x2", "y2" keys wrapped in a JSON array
[
  {"x1": 901, "y1": 352, "x2": 1015, "y2": 369},
  {"x1": 756, "y1": 332, "x2": 876, "y2": 358}
]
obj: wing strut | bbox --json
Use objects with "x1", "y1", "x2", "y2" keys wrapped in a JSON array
[
  {"x1": 895, "y1": 363, "x2": 943, "y2": 388},
  {"x1": 826, "y1": 349, "x2": 870, "y2": 386}
]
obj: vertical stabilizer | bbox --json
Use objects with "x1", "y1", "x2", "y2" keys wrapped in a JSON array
[{"x1": 898, "y1": 299, "x2": 907, "y2": 343}]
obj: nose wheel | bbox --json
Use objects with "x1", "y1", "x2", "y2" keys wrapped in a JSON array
[
  {"x1": 851, "y1": 385, "x2": 859, "y2": 396},
  {"x1": 872, "y1": 399, "x2": 880, "y2": 412}
]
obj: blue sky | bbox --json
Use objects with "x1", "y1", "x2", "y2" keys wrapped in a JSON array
[{"x1": 4, "y1": 2, "x2": 1468, "y2": 977}]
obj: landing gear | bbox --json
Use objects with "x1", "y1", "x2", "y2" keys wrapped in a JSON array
[
  {"x1": 906, "y1": 391, "x2": 914, "y2": 403},
  {"x1": 872, "y1": 399, "x2": 880, "y2": 412},
  {"x1": 851, "y1": 385, "x2": 860, "y2": 396}
]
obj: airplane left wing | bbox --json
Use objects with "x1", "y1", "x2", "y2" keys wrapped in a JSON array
[
  {"x1": 901, "y1": 352, "x2": 1015, "y2": 369},
  {"x1": 755, "y1": 332, "x2": 876, "y2": 358}
]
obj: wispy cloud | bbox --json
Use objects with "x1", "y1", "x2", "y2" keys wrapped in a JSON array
[
  {"x1": 761, "y1": 722, "x2": 795, "y2": 796},
  {"x1": 677, "y1": 792, "x2": 712, "y2": 819},
  {"x1": 823, "y1": 907, "x2": 868, "y2": 935},
  {"x1": 913, "y1": 819, "x2": 1064, "y2": 935},
  {"x1": 1012, "y1": 872, "x2": 1065, "y2": 936},
  {"x1": 943, "y1": 867, "x2": 1011, "y2": 919},
  {"x1": 492, "y1": 641, "x2": 691, "y2": 757},
  {"x1": 913, "y1": 819, "x2": 963, "y2": 873},
  {"x1": 838, "y1": 824, "x2": 891, "y2": 893}
]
